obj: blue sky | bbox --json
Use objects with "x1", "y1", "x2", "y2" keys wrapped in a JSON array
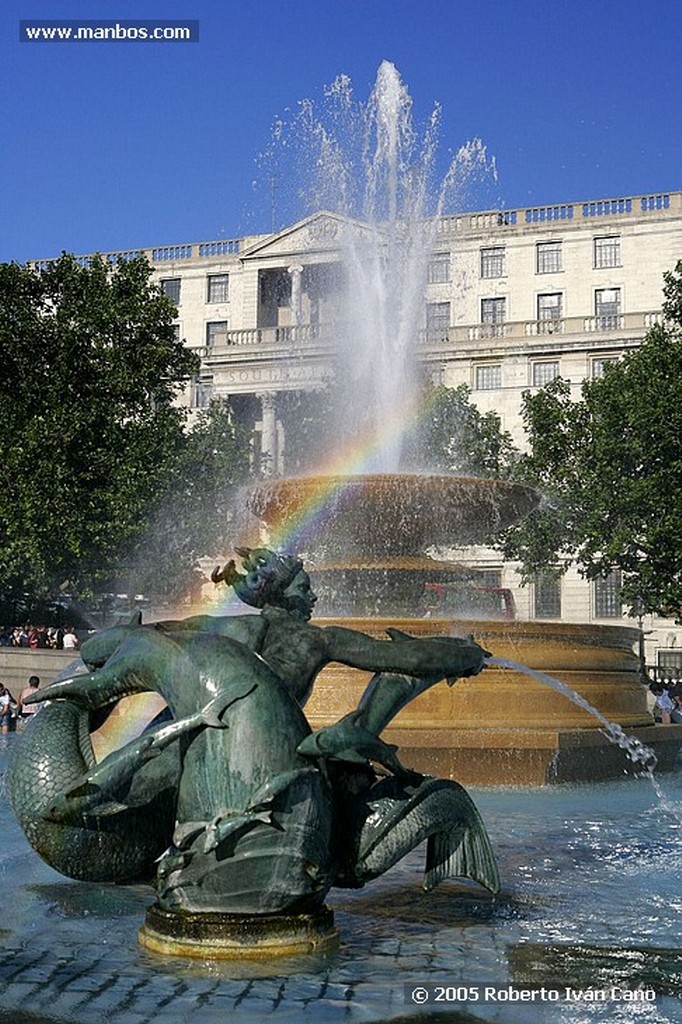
[{"x1": 2, "y1": 0, "x2": 681, "y2": 262}]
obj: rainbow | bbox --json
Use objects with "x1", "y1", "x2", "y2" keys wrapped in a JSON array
[{"x1": 198, "y1": 390, "x2": 429, "y2": 614}]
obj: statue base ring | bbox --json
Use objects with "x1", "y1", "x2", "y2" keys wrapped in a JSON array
[{"x1": 139, "y1": 904, "x2": 340, "y2": 959}]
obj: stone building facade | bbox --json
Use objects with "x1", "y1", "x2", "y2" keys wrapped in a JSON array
[{"x1": 34, "y1": 190, "x2": 682, "y2": 670}]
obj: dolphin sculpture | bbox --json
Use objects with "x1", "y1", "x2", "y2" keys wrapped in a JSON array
[{"x1": 9, "y1": 617, "x2": 500, "y2": 916}]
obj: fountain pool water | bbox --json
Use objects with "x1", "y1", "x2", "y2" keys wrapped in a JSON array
[{"x1": 1, "y1": 734, "x2": 680, "y2": 1024}]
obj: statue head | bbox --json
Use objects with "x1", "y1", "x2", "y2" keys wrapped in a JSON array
[{"x1": 215, "y1": 547, "x2": 317, "y2": 621}]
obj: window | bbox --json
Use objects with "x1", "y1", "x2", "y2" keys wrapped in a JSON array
[
  {"x1": 532, "y1": 360, "x2": 560, "y2": 386},
  {"x1": 594, "y1": 236, "x2": 621, "y2": 269},
  {"x1": 594, "y1": 570, "x2": 622, "y2": 618},
  {"x1": 534, "y1": 572, "x2": 561, "y2": 619},
  {"x1": 537, "y1": 293, "x2": 563, "y2": 321},
  {"x1": 426, "y1": 301, "x2": 450, "y2": 339},
  {"x1": 595, "y1": 288, "x2": 621, "y2": 328},
  {"x1": 481, "y1": 297, "x2": 506, "y2": 336},
  {"x1": 207, "y1": 274, "x2": 229, "y2": 303},
  {"x1": 536, "y1": 241, "x2": 562, "y2": 274},
  {"x1": 427, "y1": 252, "x2": 450, "y2": 284},
  {"x1": 206, "y1": 321, "x2": 228, "y2": 351},
  {"x1": 161, "y1": 278, "x2": 181, "y2": 304},
  {"x1": 658, "y1": 650, "x2": 682, "y2": 670},
  {"x1": 591, "y1": 355, "x2": 619, "y2": 379},
  {"x1": 475, "y1": 364, "x2": 502, "y2": 390},
  {"x1": 656, "y1": 651, "x2": 682, "y2": 684},
  {"x1": 480, "y1": 246, "x2": 505, "y2": 279}
]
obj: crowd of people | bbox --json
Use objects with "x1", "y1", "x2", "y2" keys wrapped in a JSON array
[{"x1": 0, "y1": 625, "x2": 79, "y2": 650}]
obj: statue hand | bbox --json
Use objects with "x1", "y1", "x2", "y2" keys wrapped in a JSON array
[{"x1": 210, "y1": 559, "x2": 242, "y2": 587}]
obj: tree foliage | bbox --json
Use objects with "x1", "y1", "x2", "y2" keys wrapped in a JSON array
[
  {"x1": 277, "y1": 388, "x2": 335, "y2": 476},
  {"x1": 0, "y1": 254, "x2": 200, "y2": 610},
  {"x1": 403, "y1": 382, "x2": 520, "y2": 478},
  {"x1": 502, "y1": 261, "x2": 682, "y2": 616},
  {"x1": 274, "y1": 382, "x2": 520, "y2": 479},
  {"x1": 127, "y1": 399, "x2": 253, "y2": 603}
]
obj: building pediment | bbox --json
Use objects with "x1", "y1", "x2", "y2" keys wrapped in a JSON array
[{"x1": 239, "y1": 211, "x2": 377, "y2": 262}]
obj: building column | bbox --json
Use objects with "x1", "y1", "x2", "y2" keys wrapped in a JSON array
[
  {"x1": 258, "y1": 391, "x2": 278, "y2": 476},
  {"x1": 288, "y1": 264, "x2": 304, "y2": 328}
]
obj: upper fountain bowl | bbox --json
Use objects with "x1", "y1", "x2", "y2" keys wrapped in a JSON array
[{"x1": 247, "y1": 474, "x2": 542, "y2": 557}]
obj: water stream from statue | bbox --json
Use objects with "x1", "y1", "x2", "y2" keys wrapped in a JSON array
[{"x1": 485, "y1": 656, "x2": 682, "y2": 822}]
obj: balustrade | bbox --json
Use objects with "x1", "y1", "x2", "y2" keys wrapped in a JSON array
[
  {"x1": 583, "y1": 314, "x2": 625, "y2": 332},
  {"x1": 640, "y1": 194, "x2": 670, "y2": 211},
  {"x1": 151, "y1": 244, "x2": 193, "y2": 262},
  {"x1": 29, "y1": 191, "x2": 679, "y2": 273},
  {"x1": 105, "y1": 250, "x2": 144, "y2": 264},
  {"x1": 582, "y1": 198, "x2": 632, "y2": 218},
  {"x1": 203, "y1": 309, "x2": 663, "y2": 367},
  {"x1": 525, "y1": 205, "x2": 573, "y2": 223},
  {"x1": 219, "y1": 323, "x2": 328, "y2": 350},
  {"x1": 524, "y1": 319, "x2": 565, "y2": 336},
  {"x1": 224, "y1": 328, "x2": 262, "y2": 347},
  {"x1": 468, "y1": 323, "x2": 508, "y2": 341},
  {"x1": 197, "y1": 240, "x2": 240, "y2": 257}
]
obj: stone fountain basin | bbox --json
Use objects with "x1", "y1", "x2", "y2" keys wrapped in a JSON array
[
  {"x1": 306, "y1": 616, "x2": 681, "y2": 786},
  {"x1": 247, "y1": 473, "x2": 542, "y2": 554},
  {"x1": 308, "y1": 616, "x2": 648, "y2": 731},
  {"x1": 243, "y1": 471, "x2": 681, "y2": 784}
]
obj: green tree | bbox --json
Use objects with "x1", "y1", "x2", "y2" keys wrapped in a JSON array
[
  {"x1": 275, "y1": 382, "x2": 520, "y2": 479},
  {"x1": 502, "y1": 261, "x2": 682, "y2": 617},
  {"x1": 278, "y1": 387, "x2": 334, "y2": 475},
  {"x1": 0, "y1": 253, "x2": 198, "y2": 612},
  {"x1": 403, "y1": 382, "x2": 520, "y2": 477},
  {"x1": 127, "y1": 399, "x2": 253, "y2": 604}
]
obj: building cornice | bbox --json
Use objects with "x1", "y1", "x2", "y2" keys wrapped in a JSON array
[{"x1": 27, "y1": 191, "x2": 680, "y2": 269}]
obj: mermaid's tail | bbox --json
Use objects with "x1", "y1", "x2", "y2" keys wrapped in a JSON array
[{"x1": 348, "y1": 776, "x2": 500, "y2": 894}]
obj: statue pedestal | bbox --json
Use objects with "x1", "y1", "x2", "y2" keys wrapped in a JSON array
[{"x1": 139, "y1": 904, "x2": 339, "y2": 959}]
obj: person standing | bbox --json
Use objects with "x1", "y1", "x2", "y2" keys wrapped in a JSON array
[
  {"x1": 62, "y1": 627, "x2": 79, "y2": 651},
  {"x1": 649, "y1": 681, "x2": 674, "y2": 724},
  {"x1": 19, "y1": 676, "x2": 41, "y2": 727},
  {"x1": 0, "y1": 684, "x2": 17, "y2": 733}
]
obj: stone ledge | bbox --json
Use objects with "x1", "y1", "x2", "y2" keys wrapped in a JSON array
[{"x1": 392, "y1": 724, "x2": 682, "y2": 786}]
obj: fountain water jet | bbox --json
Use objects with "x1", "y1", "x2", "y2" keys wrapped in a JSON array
[
  {"x1": 263, "y1": 60, "x2": 496, "y2": 472},
  {"x1": 241, "y1": 62, "x2": 682, "y2": 783}
]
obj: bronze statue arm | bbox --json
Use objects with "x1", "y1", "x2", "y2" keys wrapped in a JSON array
[{"x1": 318, "y1": 624, "x2": 487, "y2": 680}]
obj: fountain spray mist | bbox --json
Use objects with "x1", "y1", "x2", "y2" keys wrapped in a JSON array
[{"x1": 261, "y1": 61, "x2": 497, "y2": 472}]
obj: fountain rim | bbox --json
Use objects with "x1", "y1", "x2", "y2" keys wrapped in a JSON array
[
  {"x1": 249, "y1": 471, "x2": 539, "y2": 487},
  {"x1": 310, "y1": 614, "x2": 642, "y2": 646},
  {"x1": 245, "y1": 472, "x2": 544, "y2": 551},
  {"x1": 247, "y1": 472, "x2": 543, "y2": 511}
]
